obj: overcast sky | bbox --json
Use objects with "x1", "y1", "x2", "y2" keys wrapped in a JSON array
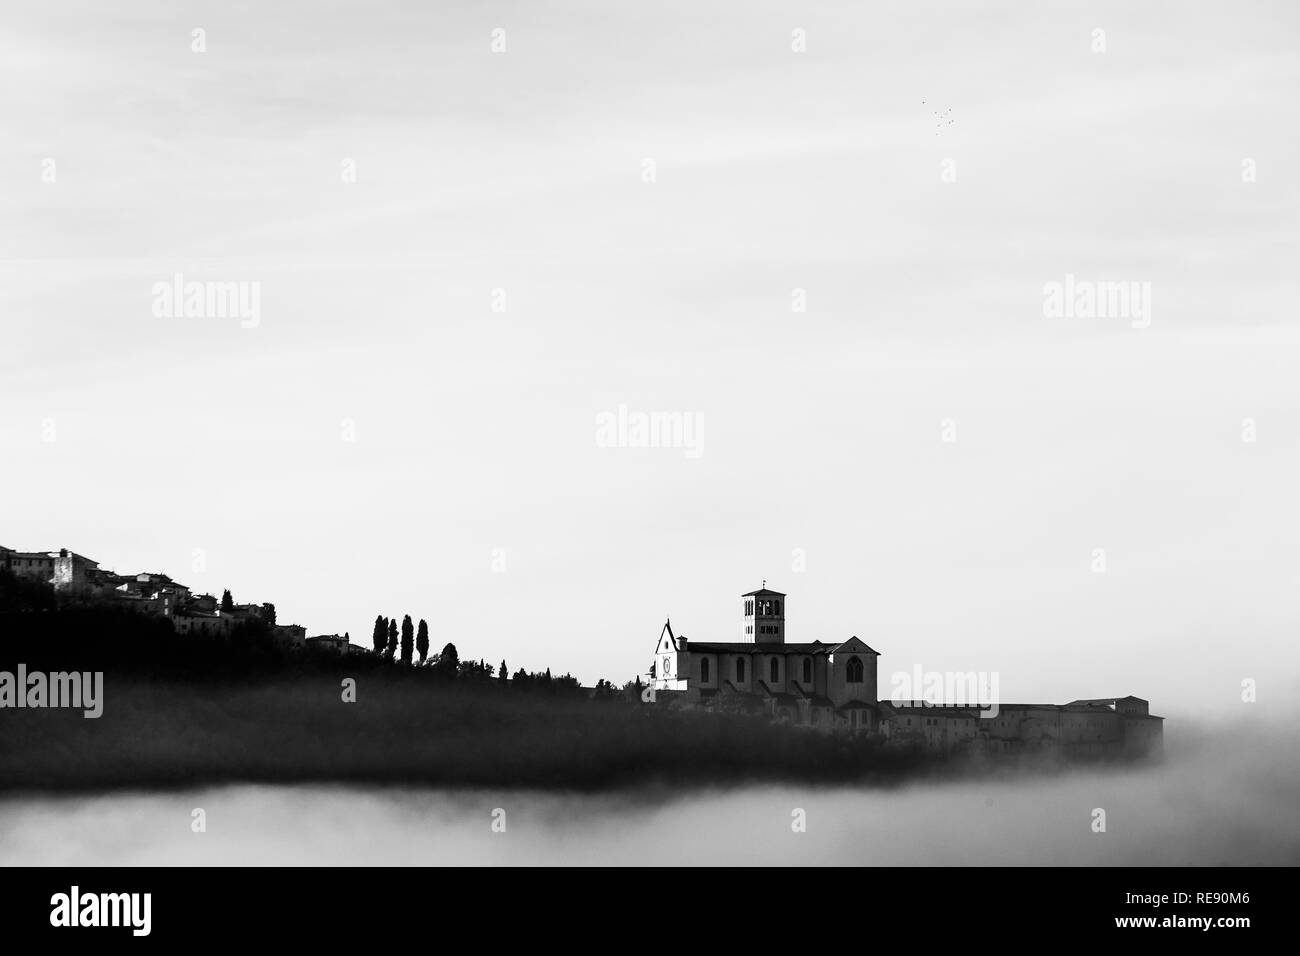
[{"x1": 2, "y1": 1, "x2": 1298, "y2": 721}]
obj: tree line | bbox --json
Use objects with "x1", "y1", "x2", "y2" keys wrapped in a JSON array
[{"x1": 368, "y1": 612, "x2": 609, "y2": 691}]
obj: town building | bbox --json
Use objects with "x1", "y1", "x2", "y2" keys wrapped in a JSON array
[
  {"x1": 2, "y1": 543, "x2": 311, "y2": 646},
  {"x1": 173, "y1": 611, "x2": 236, "y2": 636},
  {"x1": 1, "y1": 547, "x2": 99, "y2": 588},
  {"x1": 270, "y1": 624, "x2": 307, "y2": 650},
  {"x1": 304, "y1": 634, "x2": 350, "y2": 655}
]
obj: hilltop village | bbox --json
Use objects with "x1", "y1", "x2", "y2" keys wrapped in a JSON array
[
  {"x1": 648, "y1": 585, "x2": 1164, "y2": 757},
  {"x1": 1, "y1": 546, "x2": 1163, "y2": 759},
  {"x1": 0, "y1": 545, "x2": 357, "y2": 656}
]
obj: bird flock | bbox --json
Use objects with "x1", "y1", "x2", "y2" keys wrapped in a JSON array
[{"x1": 923, "y1": 100, "x2": 955, "y2": 135}]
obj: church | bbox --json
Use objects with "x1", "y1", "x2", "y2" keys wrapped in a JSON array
[
  {"x1": 648, "y1": 585, "x2": 882, "y2": 732},
  {"x1": 647, "y1": 584, "x2": 1165, "y2": 753}
]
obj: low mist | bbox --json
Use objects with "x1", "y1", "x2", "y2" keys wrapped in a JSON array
[{"x1": 2, "y1": 718, "x2": 1296, "y2": 866}]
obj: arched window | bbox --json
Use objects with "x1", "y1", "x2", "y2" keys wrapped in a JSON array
[
  {"x1": 770, "y1": 657, "x2": 779, "y2": 682},
  {"x1": 802, "y1": 658, "x2": 812, "y2": 684},
  {"x1": 846, "y1": 656, "x2": 864, "y2": 683},
  {"x1": 775, "y1": 601, "x2": 781, "y2": 614},
  {"x1": 701, "y1": 657, "x2": 710, "y2": 683},
  {"x1": 736, "y1": 657, "x2": 745, "y2": 682}
]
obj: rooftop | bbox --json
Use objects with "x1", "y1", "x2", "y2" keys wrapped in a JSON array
[{"x1": 682, "y1": 640, "x2": 880, "y2": 656}]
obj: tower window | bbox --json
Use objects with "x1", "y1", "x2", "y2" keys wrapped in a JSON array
[
  {"x1": 770, "y1": 658, "x2": 779, "y2": 683},
  {"x1": 803, "y1": 658, "x2": 812, "y2": 684},
  {"x1": 846, "y1": 656, "x2": 864, "y2": 683},
  {"x1": 736, "y1": 657, "x2": 745, "y2": 682},
  {"x1": 701, "y1": 658, "x2": 710, "y2": 683}
]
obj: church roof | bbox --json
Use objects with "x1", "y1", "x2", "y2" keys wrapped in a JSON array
[
  {"x1": 682, "y1": 639, "x2": 880, "y2": 656},
  {"x1": 682, "y1": 641, "x2": 832, "y2": 655},
  {"x1": 741, "y1": 588, "x2": 786, "y2": 597}
]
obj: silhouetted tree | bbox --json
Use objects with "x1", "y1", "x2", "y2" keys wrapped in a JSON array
[
  {"x1": 437, "y1": 642, "x2": 459, "y2": 676},
  {"x1": 416, "y1": 619, "x2": 429, "y2": 663},
  {"x1": 221, "y1": 589, "x2": 234, "y2": 613},
  {"x1": 372, "y1": 615, "x2": 386, "y2": 654},
  {"x1": 400, "y1": 615, "x2": 414, "y2": 664},
  {"x1": 499, "y1": 660, "x2": 508, "y2": 685},
  {"x1": 261, "y1": 602, "x2": 277, "y2": 625},
  {"x1": 387, "y1": 618, "x2": 398, "y2": 657}
]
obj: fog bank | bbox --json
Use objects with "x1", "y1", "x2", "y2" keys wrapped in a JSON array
[{"x1": 2, "y1": 720, "x2": 1295, "y2": 865}]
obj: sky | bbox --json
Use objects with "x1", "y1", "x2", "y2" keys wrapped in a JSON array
[{"x1": 2, "y1": 1, "x2": 1298, "y2": 723}]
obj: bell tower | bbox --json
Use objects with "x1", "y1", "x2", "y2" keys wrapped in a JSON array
[{"x1": 742, "y1": 583, "x2": 785, "y2": 644}]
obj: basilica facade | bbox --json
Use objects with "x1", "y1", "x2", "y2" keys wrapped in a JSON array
[{"x1": 647, "y1": 585, "x2": 1163, "y2": 754}]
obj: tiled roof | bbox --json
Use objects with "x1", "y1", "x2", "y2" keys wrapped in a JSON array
[{"x1": 680, "y1": 642, "x2": 833, "y2": 655}]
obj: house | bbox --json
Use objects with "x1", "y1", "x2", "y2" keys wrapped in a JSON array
[
  {"x1": 173, "y1": 611, "x2": 236, "y2": 636},
  {"x1": 304, "y1": 634, "x2": 350, "y2": 655},
  {"x1": 270, "y1": 624, "x2": 307, "y2": 650},
  {"x1": 1, "y1": 547, "x2": 100, "y2": 589}
]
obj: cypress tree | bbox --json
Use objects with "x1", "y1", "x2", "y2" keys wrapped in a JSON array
[
  {"x1": 400, "y1": 614, "x2": 414, "y2": 664},
  {"x1": 416, "y1": 619, "x2": 429, "y2": 663}
]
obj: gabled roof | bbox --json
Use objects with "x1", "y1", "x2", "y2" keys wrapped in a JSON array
[
  {"x1": 828, "y1": 635, "x2": 880, "y2": 656},
  {"x1": 741, "y1": 587, "x2": 786, "y2": 597},
  {"x1": 651, "y1": 619, "x2": 683, "y2": 654}
]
